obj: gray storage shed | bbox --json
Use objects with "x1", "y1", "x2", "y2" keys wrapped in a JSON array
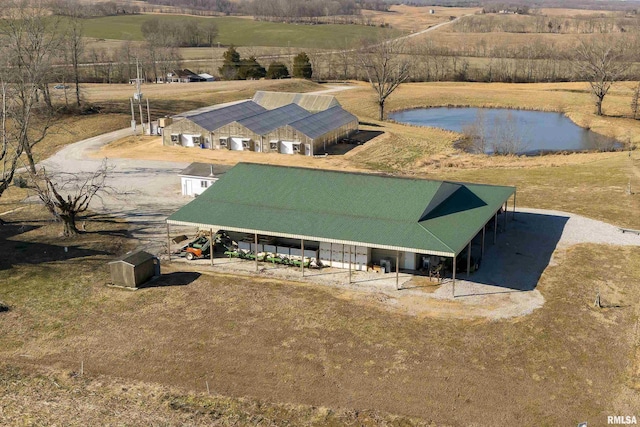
[{"x1": 109, "y1": 251, "x2": 159, "y2": 288}]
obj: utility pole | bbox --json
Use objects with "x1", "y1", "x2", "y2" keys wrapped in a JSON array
[
  {"x1": 130, "y1": 97, "x2": 136, "y2": 133},
  {"x1": 133, "y1": 58, "x2": 144, "y2": 134}
]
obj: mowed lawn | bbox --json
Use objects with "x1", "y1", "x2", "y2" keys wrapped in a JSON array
[{"x1": 78, "y1": 15, "x2": 402, "y2": 48}]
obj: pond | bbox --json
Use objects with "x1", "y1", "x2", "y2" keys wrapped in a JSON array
[{"x1": 389, "y1": 107, "x2": 622, "y2": 155}]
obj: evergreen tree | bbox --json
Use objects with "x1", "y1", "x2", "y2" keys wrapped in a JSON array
[
  {"x1": 238, "y1": 57, "x2": 266, "y2": 80},
  {"x1": 292, "y1": 52, "x2": 312, "y2": 79},
  {"x1": 266, "y1": 62, "x2": 289, "y2": 79},
  {"x1": 218, "y1": 46, "x2": 241, "y2": 80}
]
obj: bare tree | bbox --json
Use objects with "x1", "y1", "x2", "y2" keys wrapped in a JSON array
[
  {"x1": 631, "y1": 82, "x2": 640, "y2": 119},
  {"x1": 0, "y1": 0, "x2": 62, "y2": 191},
  {"x1": 573, "y1": 36, "x2": 628, "y2": 116},
  {"x1": 358, "y1": 38, "x2": 410, "y2": 121},
  {"x1": 0, "y1": 83, "x2": 23, "y2": 209},
  {"x1": 461, "y1": 109, "x2": 488, "y2": 153},
  {"x1": 66, "y1": 11, "x2": 85, "y2": 107},
  {"x1": 30, "y1": 160, "x2": 111, "y2": 236}
]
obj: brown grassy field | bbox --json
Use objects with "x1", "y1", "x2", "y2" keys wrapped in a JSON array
[
  {"x1": 361, "y1": 5, "x2": 480, "y2": 31},
  {"x1": 78, "y1": 79, "x2": 322, "y2": 117},
  {"x1": 1, "y1": 214, "x2": 639, "y2": 425},
  {"x1": 0, "y1": 363, "x2": 431, "y2": 426},
  {"x1": 32, "y1": 114, "x2": 130, "y2": 164},
  {"x1": 3, "y1": 75, "x2": 640, "y2": 425}
]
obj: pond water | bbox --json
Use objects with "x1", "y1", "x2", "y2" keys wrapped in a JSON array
[{"x1": 389, "y1": 107, "x2": 621, "y2": 155}]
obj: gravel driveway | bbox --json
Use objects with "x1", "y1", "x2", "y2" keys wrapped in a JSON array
[
  {"x1": 38, "y1": 100, "x2": 640, "y2": 317},
  {"x1": 40, "y1": 127, "x2": 190, "y2": 252}
]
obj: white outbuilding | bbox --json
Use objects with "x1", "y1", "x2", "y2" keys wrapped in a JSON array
[{"x1": 179, "y1": 162, "x2": 230, "y2": 197}]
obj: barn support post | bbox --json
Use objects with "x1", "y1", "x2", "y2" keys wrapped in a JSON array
[
  {"x1": 330, "y1": 242, "x2": 333, "y2": 267},
  {"x1": 301, "y1": 239, "x2": 305, "y2": 276},
  {"x1": 167, "y1": 223, "x2": 171, "y2": 262},
  {"x1": 466, "y1": 241, "x2": 471, "y2": 277},
  {"x1": 210, "y1": 228, "x2": 214, "y2": 266},
  {"x1": 254, "y1": 232, "x2": 258, "y2": 272},
  {"x1": 396, "y1": 250, "x2": 400, "y2": 290},
  {"x1": 513, "y1": 191, "x2": 517, "y2": 220},
  {"x1": 452, "y1": 256, "x2": 456, "y2": 298},
  {"x1": 481, "y1": 224, "x2": 486, "y2": 258},
  {"x1": 494, "y1": 212, "x2": 498, "y2": 244},
  {"x1": 503, "y1": 202, "x2": 508, "y2": 230},
  {"x1": 348, "y1": 245, "x2": 352, "y2": 284}
]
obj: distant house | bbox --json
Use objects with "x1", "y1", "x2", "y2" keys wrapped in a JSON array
[
  {"x1": 167, "y1": 69, "x2": 207, "y2": 83},
  {"x1": 198, "y1": 73, "x2": 215, "y2": 82},
  {"x1": 179, "y1": 162, "x2": 230, "y2": 196}
]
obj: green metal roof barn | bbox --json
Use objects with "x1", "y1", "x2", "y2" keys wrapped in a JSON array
[{"x1": 167, "y1": 163, "x2": 515, "y2": 260}]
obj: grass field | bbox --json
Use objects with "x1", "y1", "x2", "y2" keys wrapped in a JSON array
[
  {"x1": 76, "y1": 78, "x2": 322, "y2": 118},
  {"x1": 77, "y1": 14, "x2": 402, "y2": 48},
  {"x1": 0, "y1": 363, "x2": 430, "y2": 426},
  {"x1": 361, "y1": 4, "x2": 479, "y2": 31},
  {"x1": 3, "y1": 74, "x2": 640, "y2": 425},
  {"x1": 1, "y1": 220, "x2": 639, "y2": 425}
]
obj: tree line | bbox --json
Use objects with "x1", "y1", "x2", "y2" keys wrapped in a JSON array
[
  {"x1": 142, "y1": 0, "x2": 238, "y2": 15},
  {"x1": 452, "y1": 13, "x2": 640, "y2": 34},
  {"x1": 142, "y1": 0, "x2": 389, "y2": 20},
  {"x1": 218, "y1": 46, "x2": 312, "y2": 80},
  {"x1": 50, "y1": 0, "x2": 140, "y2": 17},
  {"x1": 141, "y1": 17, "x2": 219, "y2": 47},
  {"x1": 0, "y1": 0, "x2": 111, "y2": 235}
]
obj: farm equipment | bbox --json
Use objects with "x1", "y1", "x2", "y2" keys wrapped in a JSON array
[
  {"x1": 177, "y1": 231, "x2": 320, "y2": 269},
  {"x1": 180, "y1": 235, "x2": 211, "y2": 260},
  {"x1": 224, "y1": 249, "x2": 315, "y2": 268},
  {"x1": 175, "y1": 230, "x2": 235, "y2": 260}
]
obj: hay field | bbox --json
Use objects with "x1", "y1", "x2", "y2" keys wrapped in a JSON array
[
  {"x1": 539, "y1": 8, "x2": 618, "y2": 16},
  {"x1": 361, "y1": 4, "x2": 480, "y2": 31}
]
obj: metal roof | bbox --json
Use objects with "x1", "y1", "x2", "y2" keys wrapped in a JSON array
[
  {"x1": 179, "y1": 162, "x2": 232, "y2": 178},
  {"x1": 237, "y1": 104, "x2": 312, "y2": 135},
  {"x1": 108, "y1": 251, "x2": 155, "y2": 267},
  {"x1": 167, "y1": 163, "x2": 515, "y2": 256},
  {"x1": 186, "y1": 101, "x2": 266, "y2": 131},
  {"x1": 252, "y1": 91, "x2": 340, "y2": 112},
  {"x1": 288, "y1": 105, "x2": 358, "y2": 140}
]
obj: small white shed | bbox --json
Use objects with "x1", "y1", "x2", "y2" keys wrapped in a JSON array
[{"x1": 179, "y1": 162, "x2": 229, "y2": 197}]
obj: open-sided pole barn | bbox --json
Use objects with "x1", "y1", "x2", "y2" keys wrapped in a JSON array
[{"x1": 167, "y1": 163, "x2": 515, "y2": 295}]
